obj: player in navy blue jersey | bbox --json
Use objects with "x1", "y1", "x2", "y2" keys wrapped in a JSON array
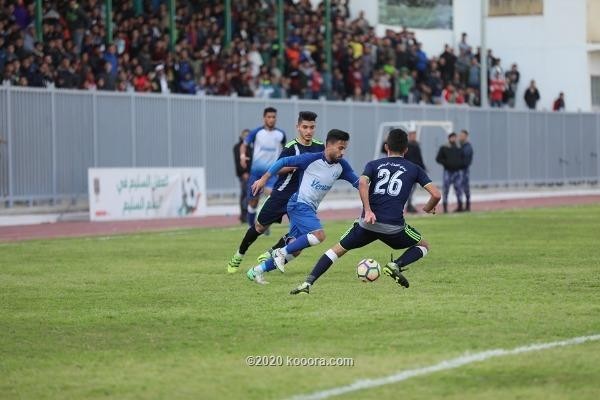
[
  {"x1": 290, "y1": 128, "x2": 441, "y2": 294},
  {"x1": 246, "y1": 129, "x2": 359, "y2": 285},
  {"x1": 226, "y1": 111, "x2": 324, "y2": 274}
]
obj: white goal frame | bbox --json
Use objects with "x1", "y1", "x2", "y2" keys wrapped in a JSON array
[{"x1": 374, "y1": 120, "x2": 454, "y2": 159}]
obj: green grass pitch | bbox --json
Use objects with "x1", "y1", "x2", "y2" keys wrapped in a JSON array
[{"x1": 1, "y1": 205, "x2": 600, "y2": 399}]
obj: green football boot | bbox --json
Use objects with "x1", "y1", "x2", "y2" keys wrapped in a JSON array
[{"x1": 227, "y1": 253, "x2": 243, "y2": 274}]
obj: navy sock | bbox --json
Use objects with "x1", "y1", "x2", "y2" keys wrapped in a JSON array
[
  {"x1": 394, "y1": 246, "x2": 424, "y2": 268},
  {"x1": 306, "y1": 253, "x2": 335, "y2": 285},
  {"x1": 270, "y1": 235, "x2": 287, "y2": 251},
  {"x1": 239, "y1": 225, "x2": 261, "y2": 254}
]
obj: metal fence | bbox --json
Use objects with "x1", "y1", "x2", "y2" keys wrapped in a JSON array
[{"x1": 1, "y1": 86, "x2": 599, "y2": 206}]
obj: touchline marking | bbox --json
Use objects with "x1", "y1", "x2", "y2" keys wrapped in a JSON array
[{"x1": 287, "y1": 334, "x2": 600, "y2": 400}]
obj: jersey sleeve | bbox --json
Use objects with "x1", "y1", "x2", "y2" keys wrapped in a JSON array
[
  {"x1": 417, "y1": 166, "x2": 432, "y2": 187},
  {"x1": 244, "y1": 127, "x2": 261, "y2": 145},
  {"x1": 278, "y1": 129, "x2": 287, "y2": 146},
  {"x1": 267, "y1": 152, "x2": 320, "y2": 175},
  {"x1": 339, "y1": 159, "x2": 360, "y2": 188},
  {"x1": 361, "y1": 160, "x2": 375, "y2": 182}
]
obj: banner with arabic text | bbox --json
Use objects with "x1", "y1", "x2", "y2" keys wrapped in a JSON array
[{"x1": 88, "y1": 168, "x2": 207, "y2": 221}]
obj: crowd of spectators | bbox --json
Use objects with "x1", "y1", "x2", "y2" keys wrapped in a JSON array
[{"x1": 1, "y1": 0, "x2": 524, "y2": 107}]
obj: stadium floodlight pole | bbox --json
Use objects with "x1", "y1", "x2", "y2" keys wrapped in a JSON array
[
  {"x1": 105, "y1": 0, "x2": 113, "y2": 44},
  {"x1": 35, "y1": 0, "x2": 42, "y2": 43},
  {"x1": 168, "y1": 0, "x2": 176, "y2": 50},
  {"x1": 225, "y1": 0, "x2": 232, "y2": 48},
  {"x1": 277, "y1": 0, "x2": 284, "y2": 72},
  {"x1": 325, "y1": 0, "x2": 332, "y2": 78},
  {"x1": 480, "y1": 0, "x2": 488, "y2": 108}
]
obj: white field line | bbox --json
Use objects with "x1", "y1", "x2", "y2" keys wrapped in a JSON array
[{"x1": 287, "y1": 334, "x2": 600, "y2": 400}]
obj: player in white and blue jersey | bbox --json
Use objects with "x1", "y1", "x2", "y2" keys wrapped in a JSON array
[
  {"x1": 239, "y1": 107, "x2": 287, "y2": 227},
  {"x1": 246, "y1": 129, "x2": 360, "y2": 284},
  {"x1": 290, "y1": 128, "x2": 441, "y2": 294},
  {"x1": 226, "y1": 111, "x2": 324, "y2": 274}
]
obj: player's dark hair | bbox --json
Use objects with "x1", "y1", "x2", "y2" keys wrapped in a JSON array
[
  {"x1": 326, "y1": 129, "x2": 350, "y2": 144},
  {"x1": 298, "y1": 111, "x2": 317, "y2": 123},
  {"x1": 263, "y1": 107, "x2": 277, "y2": 116},
  {"x1": 386, "y1": 128, "x2": 408, "y2": 153},
  {"x1": 460, "y1": 129, "x2": 469, "y2": 135}
]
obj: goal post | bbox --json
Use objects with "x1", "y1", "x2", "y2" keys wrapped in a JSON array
[{"x1": 374, "y1": 120, "x2": 454, "y2": 160}]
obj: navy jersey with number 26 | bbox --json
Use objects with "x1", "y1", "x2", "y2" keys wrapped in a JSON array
[{"x1": 360, "y1": 156, "x2": 431, "y2": 233}]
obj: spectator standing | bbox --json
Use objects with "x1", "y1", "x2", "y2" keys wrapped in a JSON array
[
  {"x1": 553, "y1": 92, "x2": 565, "y2": 111},
  {"x1": 524, "y1": 80, "x2": 541, "y2": 110},
  {"x1": 233, "y1": 129, "x2": 251, "y2": 224},
  {"x1": 504, "y1": 63, "x2": 520, "y2": 108},
  {"x1": 405, "y1": 127, "x2": 426, "y2": 213},
  {"x1": 436, "y1": 132, "x2": 464, "y2": 213},
  {"x1": 489, "y1": 72, "x2": 505, "y2": 107},
  {"x1": 458, "y1": 130, "x2": 473, "y2": 212}
]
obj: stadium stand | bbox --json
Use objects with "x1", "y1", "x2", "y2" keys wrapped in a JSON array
[{"x1": 0, "y1": 0, "x2": 519, "y2": 106}]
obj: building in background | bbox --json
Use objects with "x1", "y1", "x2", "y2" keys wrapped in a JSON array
[{"x1": 345, "y1": 0, "x2": 600, "y2": 112}]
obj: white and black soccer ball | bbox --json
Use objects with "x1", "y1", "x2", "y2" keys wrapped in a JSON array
[{"x1": 357, "y1": 259, "x2": 381, "y2": 282}]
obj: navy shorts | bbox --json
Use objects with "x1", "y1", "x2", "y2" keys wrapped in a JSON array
[
  {"x1": 339, "y1": 222, "x2": 422, "y2": 251},
  {"x1": 256, "y1": 195, "x2": 289, "y2": 226}
]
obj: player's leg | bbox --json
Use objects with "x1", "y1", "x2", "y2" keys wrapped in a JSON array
[
  {"x1": 452, "y1": 171, "x2": 464, "y2": 212},
  {"x1": 267, "y1": 201, "x2": 323, "y2": 272},
  {"x1": 254, "y1": 196, "x2": 289, "y2": 262},
  {"x1": 381, "y1": 224, "x2": 429, "y2": 288},
  {"x1": 226, "y1": 196, "x2": 284, "y2": 273},
  {"x1": 247, "y1": 236, "x2": 299, "y2": 284},
  {"x1": 290, "y1": 222, "x2": 376, "y2": 294},
  {"x1": 463, "y1": 168, "x2": 471, "y2": 211},
  {"x1": 442, "y1": 170, "x2": 450, "y2": 213},
  {"x1": 245, "y1": 172, "x2": 262, "y2": 227}
]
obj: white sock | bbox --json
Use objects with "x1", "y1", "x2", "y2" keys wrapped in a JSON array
[{"x1": 307, "y1": 233, "x2": 321, "y2": 246}]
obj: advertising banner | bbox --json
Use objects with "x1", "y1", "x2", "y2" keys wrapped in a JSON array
[{"x1": 88, "y1": 168, "x2": 207, "y2": 221}]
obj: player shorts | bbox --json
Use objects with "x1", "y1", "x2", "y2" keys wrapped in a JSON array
[
  {"x1": 247, "y1": 171, "x2": 278, "y2": 200},
  {"x1": 287, "y1": 200, "x2": 322, "y2": 239},
  {"x1": 339, "y1": 222, "x2": 422, "y2": 251},
  {"x1": 256, "y1": 195, "x2": 289, "y2": 226}
]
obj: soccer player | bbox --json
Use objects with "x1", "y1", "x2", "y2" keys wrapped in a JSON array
[
  {"x1": 240, "y1": 107, "x2": 286, "y2": 227},
  {"x1": 227, "y1": 111, "x2": 324, "y2": 274},
  {"x1": 290, "y1": 128, "x2": 441, "y2": 294},
  {"x1": 246, "y1": 129, "x2": 359, "y2": 284}
]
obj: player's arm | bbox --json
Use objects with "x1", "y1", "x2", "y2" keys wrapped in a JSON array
[
  {"x1": 422, "y1": 182, "x2": 441, "y2": 214},
  {"x1": 359, "y1": 175, "x2": 376, "y2": 224},
  {"x1": 251, "y1": 153, "x2": 311, "y2": 196}
]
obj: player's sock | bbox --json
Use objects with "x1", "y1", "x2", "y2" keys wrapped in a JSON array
[
  {"x1": 394, "y1": 246, "x2": 428, "y2": 268},
  {"x1": 254, "y1": 258, "x2": 278, "y2": 273},
  {"x1": 284, "y1": 233, "x2": 320, "y2": 254},
  {"x1": 239, "y1": 225, "x2": 261, "y2": 254},
  {"x1": 270, "y1": 235, "x2": 287, "y2": 251},
  {"x1": 306, "y1": 249, "x2": 338, "y2": 285},
  {"x1": 247, "y1": 205, "x2": 257, "y2": 227}
]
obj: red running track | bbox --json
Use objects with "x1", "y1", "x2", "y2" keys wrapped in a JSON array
[{"x1": 1, "y1": 195, "x2": 599, "y2": 242}]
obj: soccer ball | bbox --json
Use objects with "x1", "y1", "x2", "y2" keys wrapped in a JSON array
[{"x1": 356, "y1": 259, "x2": 381, "y2": 282}]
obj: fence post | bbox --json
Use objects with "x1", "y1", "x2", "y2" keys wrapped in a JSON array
[
  {"x1": 131, "y1": 94, "x2": 136, "y2": 166},
  {"x1": 51, "y1": 88, "x2": 57, "y2": 204},
  {"x1": 6, "y1": 88, "x2": 13, "y2": 207},
  {"x1": 93, "y1": 92, "x2": 98, "y2": 167},
  {"x1": 167, "y1": 95, "x2": 172, "y2": 167}
]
